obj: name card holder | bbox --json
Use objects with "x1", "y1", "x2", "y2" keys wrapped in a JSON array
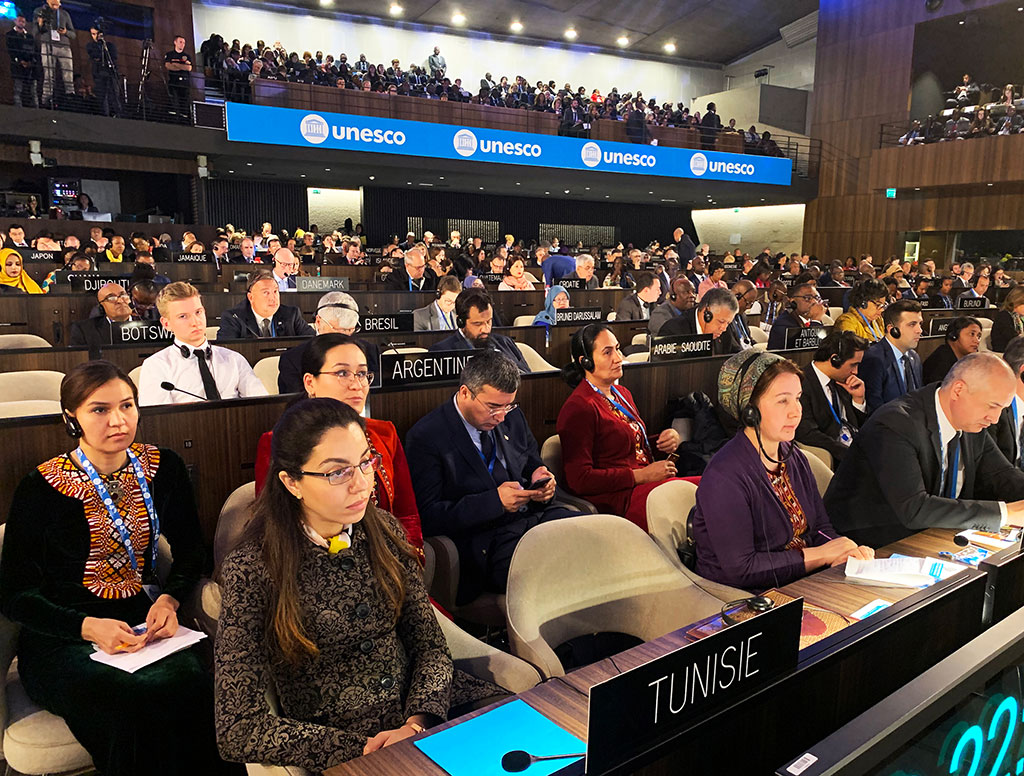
[
  {"x1": 650, "y1": 334, "x2": 714, "y2": 361},
  {"x1": 555, "y1": 307, "x2": 603, "y2": 325},
  {"x1": 380, "y1": 349, "x2": 476, "y2": 387},
  {"x1": 363, "y1": 313, "x2": 414, "y2": 333},
  {"x1": 296, "y1": 275, "x2": 349, "y2": 292},
  {"x1": 113, "y1": 320, "x2": 174, "y2": 344},
  {"x1": 784, "y1": 326, "x2": 829, "y2": 350}
]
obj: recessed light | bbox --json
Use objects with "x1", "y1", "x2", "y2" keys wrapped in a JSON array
[
  {"x1": 319, "y1": 0, "x2": 332, "y2": 6},
  {"x1": 585, "y1": 187, "x2": 590, "y2": 191},
  {"x1": 324, "y1": 167, "x2": 331, "y2": 171},
  {"x1": 515, "y1": 182, "x2": 521, "y2": 185},
  {"x1": 406, "y1": 181, "x2": 411, "y2": 185},
  {"x1": 300, "y1": 174, "x2": 306, "y2": 177},
  {"x1": 510, "y1": 20, "x2": 523, "y2": 32},
  {"x1": 958, "y1": 19, "x2": 965, "y2": 24},
  {"x1": 663, "y1": 42, "x2": 676, "y2": 53},
  {"x1": 648, "y1": 191, "x2": 653, "y2": 194},
  {"x1": 246, "y1": 162, "x2": 253, "y2": 166},
  {"x1": 914, "y1": 187, "x2": 920, "y2": 191},
  {"x1": 564, "y1": 28, "x2": 578, "y2": 40},
  {"x1": 760, "y1": 198, "x2": 765, "y2": 201},
  {"x1": 617, "y1": 36, "x2": 629, "y2": 47},
  {"x1": 389, "y1": 3, "x2": 403, "y2": 15},
  {"x1": 451, "y1": 11, "x2": 466, "y2": 25},
  {"x1": 368, "y1": 175, "x2": 375, "y2": 180},
  {"x1": 564, "y1": 189, "x2": 570, "y2": 194},
  {"x1": 545, "y1": 191, "x2": 550, "y2": 195},
  {"x1": 988, "y1": 182, "x2": 994, "y2": 186},
  {"x1": 479, "y1": 186, "x2": 484, "y2": 190},
  {"x1": 605, "y1": 195, "x2": 610, "y2": 198},
  {"x1": 439, "y1": 176, "x2": 445, "y2": 180},
  {"x1": 229, "y1": 170, "x2": 234, "y2": 173}
]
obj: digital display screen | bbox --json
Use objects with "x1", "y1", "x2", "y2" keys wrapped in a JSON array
[
  {"x1": 49, "y1": 178, "x2": 80, "y2": 206},
  {"x1": 868, "y1": 663, "x2": 1024, "y2": 776}
]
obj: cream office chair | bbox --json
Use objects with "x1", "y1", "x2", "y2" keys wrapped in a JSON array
[
  {"x1": 0, "y1": 334, "x2": 51, "y2": 349},
  {"x1": 796, "y1": 442, "x2": 834, "y2": 472},
  {"x1": 128, "y1": 365, "x2": 143, "y2": 387},
  {"x1": 205, "y1": 325, "x2": 220, "y2": 342},
  {"x1": 515, "y1": 343, "x2": 557, "y2": 372},
  {"x1": 253, "y1": 356, "x2": 281, "y2": 395},
  {"x1": 0, "y1": 371, "x2": 64, "y2": 403},
  {"x1": 0, "y1": 400, "x2": 62, "y2": 419},
  {"x1": 749, "y1": 326, "x2": 768, "y2": 344},
  {"x1": 505, "y1": 514, "x2": 727, "y2": 678},
  {"x1": 512, "y1": 315, "x2": 536, "y2": 327},
  {"x1": 631, "y1": 333, "x2": 648, "y2": 346},
  {"x1": 800, "y1": 447, "x2": 835, "y2": 497}
]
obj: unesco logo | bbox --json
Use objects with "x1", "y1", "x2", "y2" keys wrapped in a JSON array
[
  {"x1": 300, "y1": 114, "x2": 330, "y2": 145},
  {"x1": 689, "y1": 153, "x2": 708, "y2": 176},
  {"x1": 453, "y1": 129, "x2": 478, "y2": 157},
  {"x1": 581, "y1": 142, "x2": 602, "y2": 168}
]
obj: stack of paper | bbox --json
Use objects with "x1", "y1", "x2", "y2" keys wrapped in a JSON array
[
  {"x1": 844, "y1": 557, "x2": 964, "y2": 588},
  {"x1": 90, "y1": 626, "x2": 207, "y2": 673}
]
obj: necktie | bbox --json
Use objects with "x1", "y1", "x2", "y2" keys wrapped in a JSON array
[
  {"x1": 828, "y1": 381, "x2": 845, "y2": 423},
  {"x1": 195, "y1": 349, "x2": 221, "y2": 400},
  {"x1": 902, "y1": 354, "x2": 916, "y2": 392},
  {"x1": 944, "y1": 432, "x2": 961, "y2": 498},
  {"x1": 479, "y1": 429, "x2": 509, "y2": 486},
  {"x1": 259, "y1": 318, "x2": 271, "y2": 338}
]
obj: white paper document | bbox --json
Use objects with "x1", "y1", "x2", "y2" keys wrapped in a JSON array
[
  {"x1": 90, "y1": 626, "x2": 207, "y2": 673},
  {"x1": 844, "y1": 556, "x2": 964, "y2": 588}
]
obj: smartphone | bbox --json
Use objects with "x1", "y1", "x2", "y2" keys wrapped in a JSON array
[
  {"x1": 131, "y1": 624, "x2": 149, "y2": 636},
  {"x1": 529, "y1": 477, "x2": 553, "y2": 490},
  {"x1": 665, "y1": 452, "x2": 679, "y2": 463}
]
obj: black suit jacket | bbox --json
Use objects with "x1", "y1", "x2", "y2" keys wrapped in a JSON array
[
  {"x1": 658, "y1": 308, "x2": 740, "y2": 356},
  {"x1": 428, "y1": 331, "x2": 531, "y2": 373},
  {"x1": 614, "y1": 293, "x2": 651, "y2": 322},
  {"x1": 382, "y1": 269, "x2": 436, "y2": 292},
  {"x1": 796, "y1": 365, "x2": 866, "y2": 465},
  {"x1": 987, "y1": 404, "x2": 1021, "y2": 467},
  {"x1": 217, "y1": 300, "x2": 315, "y2": 340},
  {"x1": 922, "y1": 342, "x2": 958, "y2": 385},
  {"x1": 277, "y1": 337, "x2": 382, "y2": 394},
  {"x1": 824, "y1": 385, "x2": 1024, "y2": 547},
  {"x1": 68, "y1": 316, "x2": 116, "y2": 349},
  {"x1": 991, "y1": 310, "x2": 1020, "y2": 352},
  {"x1": 405, "y1": 400, "x2": 545, "y2": 602},
  {"x1": 767, "y1": 309, "x2": 822, "y2": 351},
  {"x1": 857, "y1": 339, "x2": 923, "y2": 414}
]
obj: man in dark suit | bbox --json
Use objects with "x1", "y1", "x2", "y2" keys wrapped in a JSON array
[
  {"x1": 699, "y1": 101, "x2": 722, "y2": 150},
  {"x1": 69, "y1": 282, "x2": 135, "y2": 349},
  {"x1": 903, "y1": 276, "x2": 931, "y2": 303},
  {"x1": 766, "y1": 283, "x2": 827, "y2": 350},
  {"x1": 659, "y1": 287, "x2": 740, "y2": 356},
  {"x1": 413, "y1": 276, "x2": 462, "y2": 331},
  {"x1": 614, "y1": 271, "x2": 660, "y2": 321},
  {"x1": 825, "y1": 353, "x2": 1024, "y2": 547},
  {"x1": 382, "y1": 246, "x2": 436, "y2": 292},
  {"x1": 858, "y1": 300, "x2": 924, "y2": 413},
  {"x1": 649, "y1": 276, "x2": 696, "y2": 337},
  {"x1": 428, "y1": 290, "x2": 531, "y2": 373},
  {"x1": 797, "y1": 330, "x2": 870, "y2": 465},
  {"x1": 990, "y1": 338, "x2": 1024, "y2": 468},
  {"x1": 686, "y1": 255, "x2": 708, "y2": 290},
  {"x1": 217, "y1": 270, "x2": 315, "y2": 340},
  {"x1": 560, "y1": 97, "x2": 587, "y2": 138},
  {"x1": 672, "y1": 226, "x2": 696, "y2": 265},
  {"x1": 405, "y1": 350, "x2": 577, "y2": 603},
  {"x1": 729, "y1": 279, "x2": 759, "y2": 350}
]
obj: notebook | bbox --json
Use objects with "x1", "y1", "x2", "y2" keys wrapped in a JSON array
[{"x1": 89, "y1": 625, "x2": 206, "y2": 674}]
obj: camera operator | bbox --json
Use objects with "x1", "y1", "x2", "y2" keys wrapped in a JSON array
[
  {"x1": 33, "y1": 0, "x2": 75, "y2": 107},
  {"x1": 86, "y1": 23, "x2": 121, "y2": 117}
]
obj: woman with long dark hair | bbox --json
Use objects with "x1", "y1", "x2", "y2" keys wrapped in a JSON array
[{"x1": 216, "y1": 399, "x2": 502, "y2": 770}]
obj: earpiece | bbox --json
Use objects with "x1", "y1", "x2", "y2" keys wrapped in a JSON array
[
  {"x1": 829, "y1": 330, "x2": 856, "y2": 369},
  {"x1": 669, "y1": 292, "x2": 677, "y2": 302},
  {"x1": 179, "y1": 344, "x2": 212, "y2": 360},
  {"x1": 703, "y1": 306, "x2": 713, "y2": 324},
  {"x1": 889, "y1": 324, "x2": 902, "y2": 340},
  {"x1": 456, "y1": 312, "x2": 467, "y2": 329},
  {"x1": 740, "y1": 405, "x2": 761, "y2": 428},
  {"x1": 570, "y1": 323, "x2": 602, "y2": 373},
  {"x1": 829, "y1": 352, "x2": 844, "y2": 369},
  {"x1": 63, "y1": 411, "x2": 83, "y2": 439}
]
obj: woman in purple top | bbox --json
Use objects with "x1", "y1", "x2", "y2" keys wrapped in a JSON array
[{"x1": 692, "y1": 351, "x2": 874, "y2": 591}]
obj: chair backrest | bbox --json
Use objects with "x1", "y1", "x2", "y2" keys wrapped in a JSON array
[
  {"x1": 828, "y1": 306, "x2": 843, "y2": 322},
  {"x1": 512, "y1": 315, "x2": 535, "y2": 327},
  {"x1": 671, "y1": 418, "x2": 693, "y2": 442},
  {"x1": 796, "y1": 442, "x2": 834, "y2": 472},
  {"x1": 128, "y1": 366, "x2": 143, "y2": 388},
  {"x1": 978, "y1": 317, "x2": 994, "y2": 330},
  {"x1": 505, "y1": 514, "x2": 725, "y2": 678},
  {"x1": 433, "y1": 607, "x2": 541, "y2": 694},
  {"x1": 205, "y1": 325, "x2": 220, "y2": 342},
  {"x1": 645, "y1": 480, "x2": 698, "y2": 570},
  {"x1": 540, "y1": 435, "x2": 565, "y2": 485},
  {"x1": 800, "y1": 446, "x2": 834, "y2": 497},
  {"x1": 631, "y1": 332, "x2": 648, "y2": 346},
  {"x1": 749, "y1": 326, "x2": 768, "y2": 344},
  {"x1": 606, "y1": 311, "x2": 617, "y2": 322},
  {"x1": 980, "y1": 331, "x2": 993, "y2": 353},
  {"x1": 253, "y1": 356, "x2": 281, "y2": 395},
  {"x1": 516, "y1": 342, "x2": 556, "y2": 372},
  {"x1": 751, "y1": 341, "x2": 768, "y2": 352},
  {"x1": 624, "y1": 350, "x2": 649, "y2": 362},
  {"x1": 214, "y1": 482, "x2": 257, "y2": 574},
  {"x1": 0, "y1": 334, "x2": 51, "y2": 349},
  {"x1": 0, "y1": 370, "x2": 64, "y2": 403},
  {"x1": 0, "y1": 400, "x2": 62, "y2": 419}
]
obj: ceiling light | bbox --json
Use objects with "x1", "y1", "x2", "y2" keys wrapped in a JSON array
[
  {"x1": 300, "y1": 174, "x2": 306, "y2": 177},
  {"x1": 585, "y1": 187, "x2": 590, "y2": 190},
  {"x1": 368, "y1": 175, "x2": 375, "y2": 180},
  {"x1": 439, "y1": 176, "x2": 445, "y2": 180},
  {"x1": 515, "y1": 181, "x2": 521, "y2": 185},
  {"x1": 510, "y1": 20, "x2": 523, "y2": 32},
  {"x1": 648, "y1": 191, "x2": 653, "y2": 194},
  {"x1": 988, "y1": 182, "x2": 994, "y2": 186},
  {"x1": 958, "y1": 19, "x2": 965, "y2": 24},
  {"x1": 605, "y1": 195, "x2": 610, "y2": 198},
  {"x1": 617, "y1": 35, "x2": 629, "y2": 46},
  {"x1": 564, "y1": 189, "x2": 570, "y2": 194},
  {"x1": 451, "y1": 11, "x2": 466, "y2": 25},
  {"x1": 663, "y1": 42, "x2": 676, "y2": 53},
  {"x1": 229, "y1": 170, "x2": 235, "y2": 173},
  {"x1": 319, "y1": 0, "x2": 333, "y2": 6},
  {"x1": 389, "y1": 3, "x2": 403, "y2": 15},
  {"x1": 545, "y1": 191, "x2": 550, "y2": 195},
  {"x1": 479, "y1": 186, "x2": 485, "y2": 190},
  {"x1": 246, "y1": 162, "x2": 253, "y2": 166},
  {"x1": 324, "y1": 167, "x2": 331, "y2": 171},
  {"x1": 564, "y1": 28, "x2": 578, "y2": 40}
]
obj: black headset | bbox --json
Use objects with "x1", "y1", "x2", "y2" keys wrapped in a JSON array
[
  {"x1": 829, "y1": 330, "x2": 858, "y2": 369},
  {"x1": 702, "y1": 305, "x2": 714, "y2": 324},
  {"x1": 946, "y1": 316, "x2": 981, "y2": 343},
  {"x1": 571, "y1": 322, "x2": 610, "y2": 373},
  {"x1": 179, "y1": 344, "x2": 212, "y2": 360},
  {"x1": 889, "y1": 321, "x2": 902, "y2": 340},
  {"x1": 736, "y1": 351, "x2": 767, "y2": 428},
  {"x1": 455, "y1": 290, "x2": 491, "y2": 329},
  {"x1": 63, "y1": 411, "x2": 83, "y2": 439}
]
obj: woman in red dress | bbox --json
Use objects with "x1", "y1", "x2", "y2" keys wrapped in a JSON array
[
  {"x1": 255, "y1": 333, "x2": 423, "y2": 551},
  {"x1": 556, "y1": 323, "x2": 681, "y2": 529}
]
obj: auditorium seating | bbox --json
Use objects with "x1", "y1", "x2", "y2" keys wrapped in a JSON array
[
  {"x1": 515, "y1": 343, "x2": 557, "y2": 372},
  {"x1": 538, "y1": 436, "x2": 597, "y2": 515},
  {"x1": 253, "y1": 356, "x2": 281, "y2": 395},
  {"x1": 801, "y1": 446, "x2": 835, "y2": 496},
  {"x1": 0, "y1": 371, "x2": 64, "y2": 403},
  {"x1": 0, "y1": 335, "x2": 50, "y2": 350},
  {"x1": 0, "y1": 400, "x2": 62, "y2": 419}
]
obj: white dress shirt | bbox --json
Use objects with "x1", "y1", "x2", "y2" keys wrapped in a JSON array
[
  {"x1": 811, "y1": 363, "x2": 867, "y2": 419},
  {"x1": 137, "y1": 338, "x2": 269, "y2": 406},
  {"x1": 273, "y1": 272, "x2": 296, "y2": 292},
  {"x1": 452, "y1": 395, "x2": 508, "y2": 470}
]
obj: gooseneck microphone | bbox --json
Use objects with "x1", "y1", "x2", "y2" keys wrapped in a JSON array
[
  {"x1": 230, "y1": 311, "x2": 263, "y2": 339},
  {"x1": 501, "y1": 750, "x2": 585, "y2": 772},
  {"x1": 160, "y1": 381, "x2": 208, "y2": 401}
]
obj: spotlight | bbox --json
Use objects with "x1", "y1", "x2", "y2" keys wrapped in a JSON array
[
  {"x1": 663, "y1": 42, "x2": 676, "y2": 53},
  {"x1": 510, "y1": 20, "x2": 523, "y2": 32},
  {"x1": 451, "y1": 11, "x2": 466, "y2": 25},
  {"x1": 564, "y1": 28, "x2": 577, "y2": 40},
  {"x1": 319, "y1": 0, "x2": 333, "y2": 6},
  {"x1": 617, "y1": 36, "x2": 629, "y2": 47},
  {"x1": 389, "y1": 3, "x2": 403, "y2": 15}
]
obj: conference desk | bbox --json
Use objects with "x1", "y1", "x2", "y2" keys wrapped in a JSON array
[{"x1": 325, "y1": 529, "x2": 995, "y2": 776}]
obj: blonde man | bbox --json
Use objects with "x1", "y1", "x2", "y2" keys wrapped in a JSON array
[{"x1": 137, "y1": 282, "x2": 267, "y2": 406}]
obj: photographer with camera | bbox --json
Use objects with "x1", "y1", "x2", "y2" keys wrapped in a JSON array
[
  {"x1": 86, "y1": 23, "x2": 121, "y2": 117},
  {"x1": 33, "y1": 0, "x2": 75, "y2": 107}
]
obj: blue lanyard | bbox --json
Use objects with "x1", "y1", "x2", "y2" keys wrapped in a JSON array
[
  {"x1": 733, "y1": 316, "x2": 750, "y2": 342},
  {"x1": 586, "y1": 381, "x2": 650, "y2": 450},
  {"x1": 854, "y1": 308, "x2": 880, "y2": 342},
  {"x1": 824, "y1": 383, "x2": 843, "y2": 426},
  {"x1": 438, "y1": 304, "x2": 454, "y2": 330},
  {"x1": 478, "y1": 432, "x2": 497, "y2": 474},
  {"x1": 946, "y1": 441, "x2": 960, "y2": 498},
  {"x1": 75, "y1": 447, "x2": 159, "y2": 574},
  {"x1": 409, "y1": 276, "x2": 424, "y2": 291}
]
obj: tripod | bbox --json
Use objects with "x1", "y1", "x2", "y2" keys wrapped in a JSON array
[{"x1": 135, "y1": 38, "x2": 153, "y2": 120}]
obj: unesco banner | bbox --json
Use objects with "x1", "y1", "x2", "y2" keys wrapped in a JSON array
[{"x1": 225, "y1": 103, "x2": 793, "y2": 186}]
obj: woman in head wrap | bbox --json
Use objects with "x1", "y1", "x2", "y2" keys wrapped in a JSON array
[
  {"x1": 532, "y1": 285, "x2": 570, "y2": 328},
  {"x1": 691, "y1": 350, "x2": 873, "y2": 591},
  {"x1": 463, "y1": 275, "x2": 484, "y2": 290},
  {"x1": 0, "y1": 248, "x2": 43, "y2": 294}
]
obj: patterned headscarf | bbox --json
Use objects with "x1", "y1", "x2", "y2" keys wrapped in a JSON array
[{"x1": 718, "y1": 350, "x2": 785, "y2": 421}]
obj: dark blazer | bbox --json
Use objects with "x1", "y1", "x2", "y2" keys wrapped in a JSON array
[
  {"x1": 562, "y1": 271, "x2": 600, "y2": 291},
  {"x1": 766, "y1": 309, "x2": 823, "y2": 351},
  {"x1": 405, "y1": 400, "x2": 545, "y2": 603},
  {"x1": 68, "y1": 316, "x2": 116, "y2": 349},
  {"x1": 277, "y1": 337, "x2": 381, "y2": 394},
  {"x1": 922, "y1": 342, "x2": 958, "y2": 385},
  {"x1": 614, "y1": 293, "x2": 651, "y2": 322},
  {"x1": 987, "y1": 403, "x2": 1021, "y2": 467},
  {"x1": 659, "y1": 307, "x2": 740, "y2": 355},
  {"x1": 217, "y1": 300, "x2": 315, "y2": 340},
  {"x1": 859, "y1": 339, "x2": 923, "y2": 414},
  {"x1": 796, "y1": 365, "x2": 866, "y2": 465},
  {"x1": 991, "y1": 310, "x2": 1021, "y2": 352},
  {"x1": 824, "y1": 385, "x2": 1024, "y2": 547},
  {"x1": 382, "y1": 269, "x2": 436, "y2": 293},
  {"x1": 428, "y1": 330, "x2": 531, "y2": 373}
]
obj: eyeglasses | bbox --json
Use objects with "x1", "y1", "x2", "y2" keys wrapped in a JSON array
[
  {"x1": 317, "y1": 369, "x2": 374, "y2": 384},
  {"x1": 473, "y1": 393, "x2": 518, "y2": 417},
  {"x1": 100, "y1": 293, "x2": 130, "y2": 304},
  {"x1": 300, "y1": 454, "x2": 381, "y2": 486}
]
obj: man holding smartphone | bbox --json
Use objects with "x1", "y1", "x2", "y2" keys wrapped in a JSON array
[
  {"x1": 406, "y1": 350, "x2": 580, "y2": 604},
  {"x1": 33, "y1": 0, "x2": 75, "y2": 107}
]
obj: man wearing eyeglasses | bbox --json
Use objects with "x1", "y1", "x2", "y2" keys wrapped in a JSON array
[
  {"x1": 406, "y1": 350, "x2": 579, "y2": 604},
  {"x1": 68, "y1": 282, "x2": 136, "y2": 348},
  {"x1": 730, "y1": 279, "x2": 759, "y2": 350},
  {"x1": 271, "y1": 248, "x2": 299, "y2": 291},
  {"x1": 767, "y1": 282, "x2": 827, "y2": 350},
  {"x1": 383, "y1": 245, "x2": 437, "y2": 292}
]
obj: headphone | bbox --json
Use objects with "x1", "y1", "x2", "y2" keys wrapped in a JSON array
[
  {"x1": 829, "y1": 330, "x2": 858, "y2": 369},
  {"x1": 63, "y1": 411, "x2": 83, "y2": 439},
  {"x1": 736, "y1": 351, "x2": 766, "y2": 429},
  {"x1": 722, "y1": 594, "x2": 775, "y2": 626},
  {"x1": 179, "y1": 344, "x2": 212, "y2": 360},
  {"x1": 889, "y1": 321, "x2": 902, "y2": 340},
  {"x1": 702, "y1": 305, "x2": 714, "y2": 324},
  {"x1": 571, "y1": 322, "x2": 605, "y2": 373},
  {"x1": 455, "y1": 290, "x2": 491, "y2": 330}
]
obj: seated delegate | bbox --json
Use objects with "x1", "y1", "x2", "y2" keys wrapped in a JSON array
[
  {"x1": 428, "y1": 290, "x2": 531, "y2": 373},
  {"x1": 68, "y1": 281, "x2": 137, "y2": 348},
  {"x1": 413, "y1": 275, "x2": 462, "y2": 330},
  {"x1": 833, "y1": 279, "x2": 887, "y2": 344},
  {"x1": 556, "y1": 323, "x2": 680, "y2": 529},
  {"x1": 0, "y1": 361, "x2": 223, "y2": 775},
  {"x1": 693, "y1": 351, "x2": 872, "y2": 590},
  {"x1": 990, "y1": 285, "x2": 1024, "y2": 352},
  {"x1": 532, "y1": 284, "x2": 570, "y2": 328},
  {"x1": 0, "y1": 248, "x2": 43, "y2": 294},
  {"x1": 216, "y1": 399, "x2": 504, "y2": 771},
  {"x1": 218, "y1": 270, "x2": 316, "y2": 340},
  {"x1": 255, "y1": 333, "x2": 423, "y2": 551},
  {"x1": 922, "y1": 316, "x2": 982, "y2": 385}
]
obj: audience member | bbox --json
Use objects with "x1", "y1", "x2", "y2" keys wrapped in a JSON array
[
  {"x1": 562, "y1": 254, "x2": 600, "y2": 290},
  {"x1": 7, "y1": 13, "x2": 38, "y2": 108},
  {"x1": 270, "y1": 248, "x2": 299, "y2": 291},
  {"x1": 990, "y1": 337, "x2": 1024, "y2": 467},
  {"x1": 138, "y1": 282, "x2": 267, "y2": 405},
  {"x1": 33, "y1": 0, "x2": 76, "y2": 108},
  {"x1": 413, "y1": 275, "x2": 462, "y2": 331},
  {"x1": 730, "y1": 279, "x2": 759, "y2": 350},
  {"x1": 933, "y1": 276, "x2": 955, "y2": 309},
  {"x1": 0, "y1": 248, "x2": 43, "y2": 293},
  {"x1": 216, "y1": 399, "x2": 503, "y2": 771},
  {"x1": 129, "y1": 279, "x2": 160, "y2": 321},
  {"x1": 406, "y1": 351, "x2": 574, "y2": 602},
  {"x1": 648, "y1": 275, "x2": 696, "y2": 337},
  {"x1": 825, "y1": 353, "x2": 1024, "y2": 547},
  {"x1": 532, "y1": 285, "x2": 570, "y2": 328},
  {"x1": 796, "y1": 331, "x2": 870, "y2": 465},
  {"x1": 427, "y1": 291, "x2": 530, "y2": 373},
  {"x1": 497, "y1": 258, "x2": 536, "y2": 291},
  {"x1": 693, "y1": 351, "x2": 871, "y2": 590},
  {"x1": 536, "y1": 243, "x2": 574, "y2": 287},
  {"x1": 614, "y1": 271, "x2": 660, "y2": 321},
  {"x1": 834, "y1": 279, "x2": 888, "y2": 343},
  {"x1": 696, "y1": 260, "x2": 727, "y2": 299},
  {"x1": 384, "y1": 246, "x2": 436, "y2": 292},
  {"x1": 659, "y1": 286, "x2": 740, "y2": 355},
  {"x1": 858, "y1": 300, "x2": 924, "y2": 414},
  {"x1": 903, "y1": 276, "x2": 931, "y2": 304},
  {"x1": 0, "y1": 360, "x2": 223, "y2": 775},
  {"x1": 556, "y1": 323, "x2": 680, "y2": 528},
  {"x1": 922, "y1": 316, "x2": 983, "y2": 384},
  {"x1": 218, "y1": 271, "x2": 316, "y2": 339},
  {"x1": 68, "y1": 282, "x2": 135, "y2": 347},
  {"x1": 992, "y1": 286, "x2": 1024, "y2": 352},
  {"x1": 766, "y1": 283, "x2": 826, "y2": 350}
]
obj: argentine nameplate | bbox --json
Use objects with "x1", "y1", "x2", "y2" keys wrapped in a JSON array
[
  {"x1": 381, "y1": 349, "x2": 475, "y2": 386},
  {"x1": 650, "y1": 334, "x2": 714, "y2": 361}
]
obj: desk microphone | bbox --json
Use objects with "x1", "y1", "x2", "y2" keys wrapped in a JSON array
[
  {"x1": 230, "y1": 311, "x2": 263, "y2": 339},
  {"x1": 501, "y1": 750, "x2": 584, "y2": 772},
  {"x1": 160, "y1": 381, "x2": 208, "y2": 401}
]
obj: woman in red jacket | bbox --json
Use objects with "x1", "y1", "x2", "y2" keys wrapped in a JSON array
[
  {"x1": 556, "y1": 323, "x2": 680, "y2": 529},
  {"x1": 255, "y1": 333, "x2": 423, "y2": 551}
]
